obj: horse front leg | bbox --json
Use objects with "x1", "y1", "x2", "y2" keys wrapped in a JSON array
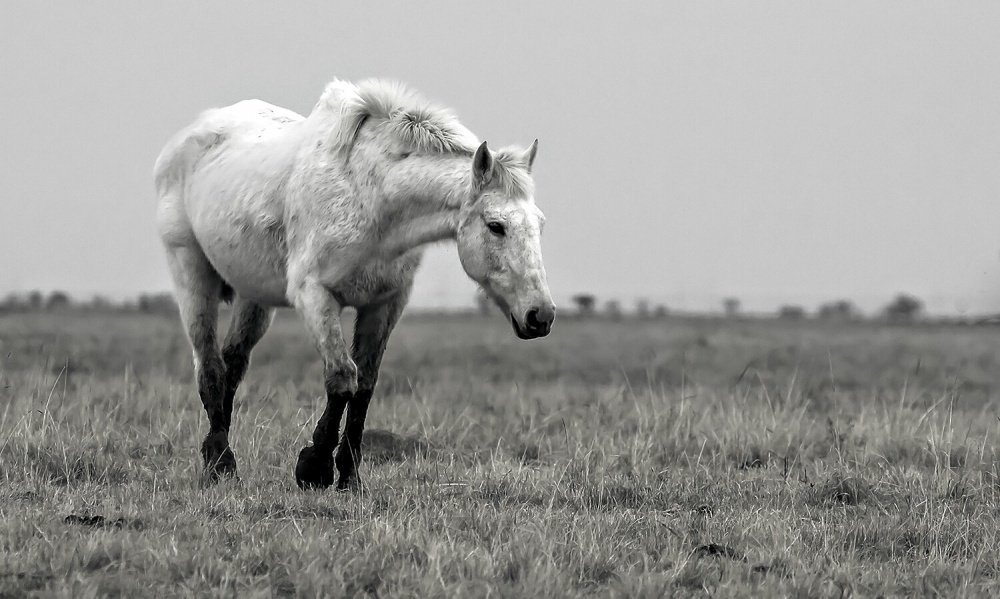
[
  {"x1": 335, "y1": 291, "x2": 409, "y2": 491},
  {"x1": 290, "y1": 279, "x2": 359, "y2": 489}
]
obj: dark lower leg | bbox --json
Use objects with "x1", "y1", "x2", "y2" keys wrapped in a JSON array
[
  {"x1": 219, "y1": 301, "x2": 272, "y2": 430},
  {"x1": 197, "y1": 353, "x2": 237, "y2": 480},
  {"x1": 335, "y1": 388, "x2": 374, "y2": 490},
  {"x1": 220, "y1": 348, "x2": 249, "y2": 431},
  {"x1": 295, "y1": 380, "x2": 352, "y2": 490},
  {"x1": 330, "y1": 295, "x2": 406, "y2": 491},
  {"x1": 292, "y1": 283, "x2": 359, "y2": 490}
]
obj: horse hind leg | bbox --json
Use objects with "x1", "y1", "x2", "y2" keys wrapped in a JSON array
[
  {"x1": 163, "y1": 243, "x2": 237, "y2": 483},
  {"x1": 220, "y1": 298, "x2": 274, "y2": 431}
]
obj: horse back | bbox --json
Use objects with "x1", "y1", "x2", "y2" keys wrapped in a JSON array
[{"x1": 154, "y1": 100, "x2": 304, "y2": 196}]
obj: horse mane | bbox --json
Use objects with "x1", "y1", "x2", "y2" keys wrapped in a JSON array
[
  {"x1": 321, "y1": 79, "x2": 479, "y2": 156},
  {"x1": 316, "y1": 78, "x2": 534, "y2": 197}
]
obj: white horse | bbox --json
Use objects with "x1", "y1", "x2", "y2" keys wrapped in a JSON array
[{"x1": 154, "y1": 79, "x2": 555, "y2": 490}]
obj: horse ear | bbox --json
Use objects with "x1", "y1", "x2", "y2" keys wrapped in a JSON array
[
  {"x1": 472, "y1": 141, "x2": 493, "y2": 183},
  {"x1": 524, "y1": 139, "x2": 538, "y2": 173}
]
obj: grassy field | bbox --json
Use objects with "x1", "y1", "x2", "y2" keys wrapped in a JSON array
[{"x1": 1, "y1": 309, "x2": 999, "y2": 597}]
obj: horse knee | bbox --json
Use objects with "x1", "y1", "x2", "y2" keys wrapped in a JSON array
[
  {"x1": 196, "y1": 353, "x2": 225, "y2": 392},
  {"x1": 324, "y1": 359, "x2": 359, "y2": 396}
]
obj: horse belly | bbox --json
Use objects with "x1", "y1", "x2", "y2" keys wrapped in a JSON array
[
  {"x1": 192, "y1": 216, "x2": 288, "y2": 306},
  {"x1": 185, "y1": 181, "x2": 291, "y2": 306},
  {"x1": 214, "y1": 244, "x2": 289, "y2": 306}
]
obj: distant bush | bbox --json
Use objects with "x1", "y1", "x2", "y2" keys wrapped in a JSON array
[
  {"x1": 817, "y1": 299, "x2": 862, "y2": 321},
  {"x1": 604, "y1": 300, "x2": 622, "y2": 321},
  {"x1": 138, "y1": 293, "x2": 178, "y2": 315},
  {"x1": 0, "y1": 293, "x2": 27, "y2": 313},
  {"x1": 635, "y1": 299, "x2": 650, "y2": 319},
  {"x1": 86, "y1": 295, "x2": 116, "y2": 311},
  {"x1": 778, "y1": 305, "x2": 806, "y2": 320},
  {"x1": 572, "y1": 294, "x2": 596, "y2": 317},
  {"x1": 882, "y1": 294, "x2": 923, "y2": 323},
  {"x1": 28, "y1": 291, "x2": 44, "y2": 310},
  {"x1": 46, "y1": 291, "x2": 72, "y2": 310}
]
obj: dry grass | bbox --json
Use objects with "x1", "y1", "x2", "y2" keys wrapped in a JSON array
[{"x1": 1, "y1": 310, "x2": 999, "y2": 597}]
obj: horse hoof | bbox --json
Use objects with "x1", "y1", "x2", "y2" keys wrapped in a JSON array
[
  {"x1": 336, "y1": 474, "x2": 361, "y2": 493},
  {"x1": 210, "y1": 449, "x2": 238, "y2": 475},
  {"x1": 200, "y1": 468, "x2": 240, "y2": 488},
  {"x1": 201, "y1": 434, "x2": 238, "y2": 484},
  {"x1": 295, "y1": 446, "x2": 334, "y2": 490}
]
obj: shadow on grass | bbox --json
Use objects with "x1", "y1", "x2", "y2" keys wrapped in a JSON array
[
  {"x1": 807, "y1": 471, "x2": 879, "y2": 506},
  {"x1": 362, "y1": 429, "x2": 430, "y2": 466},
  {"x1": 64, "y1": 514, "x2": 144, "y2": 530}
]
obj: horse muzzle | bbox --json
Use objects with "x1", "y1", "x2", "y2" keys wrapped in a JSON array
[{"x1": 510, "y1": 304, "x2": 555, "y2": 340}]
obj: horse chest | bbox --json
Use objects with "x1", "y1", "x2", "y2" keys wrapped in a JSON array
[{"x1": 330, "y1": 252, "x2": 421, "y2": 308}]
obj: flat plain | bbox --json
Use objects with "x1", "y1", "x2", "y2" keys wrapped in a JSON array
[{"x1": 1, "y1": 309, "x2": 999, "y2": 597}]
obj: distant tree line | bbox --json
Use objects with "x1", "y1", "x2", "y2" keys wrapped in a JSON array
[
  {"x1": 571, "y1": 294, "x2": 669, "y2": 320},
  {"x1": 780, "y1": 293, "x2": 925, "y2": 323},
  {"x1": 0, "y1": 288, "x2": 983, "y2": 326},
  {"x1": 557, "y1": 291, "x2": 945, "y2": 324},
  {"x1": 0, "y1": 291, "x2": 178, "y2": 315}
]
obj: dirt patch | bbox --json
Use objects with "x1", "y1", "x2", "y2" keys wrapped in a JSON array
[
  {"x1": 692, "y1": 544, "x2": 746, "y2": 562},
  {"x1": 362, "y1": 429, "x2": 429, "y2": 465},
  {"x1": 64, "y1": 514, "x2": 144, "y2": 530}
]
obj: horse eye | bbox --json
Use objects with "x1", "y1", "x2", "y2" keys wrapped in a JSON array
[{"x1": 487, "y1": 221, "x2": 506, "y2": 236}]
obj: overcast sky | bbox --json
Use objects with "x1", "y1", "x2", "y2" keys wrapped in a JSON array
[{"x1": 1, "y1": 2, "x2": 998, "y2": 315}]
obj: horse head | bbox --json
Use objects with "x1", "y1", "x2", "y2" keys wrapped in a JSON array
[{"x1": 457, "y1": 140, "x2": 555, "y2": 339}]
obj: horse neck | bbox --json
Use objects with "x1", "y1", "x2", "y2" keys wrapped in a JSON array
[{"x1": 375, "y1": 154, "x2": 471, "y2": 259}]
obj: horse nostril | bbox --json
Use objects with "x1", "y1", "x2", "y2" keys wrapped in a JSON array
[
  {"x1": 525, "y1": 307, "x2": 553, "y2": 332},
  {"x1": 526, "y1": 308, "x2": 542, "y2": 330}
]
